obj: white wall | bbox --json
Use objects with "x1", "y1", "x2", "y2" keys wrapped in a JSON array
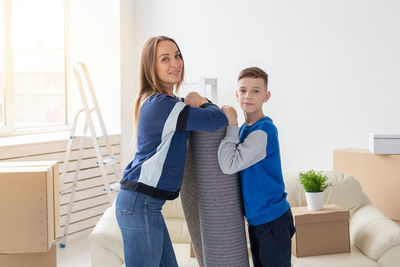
[
  {"x1": 120, "y1": 0, "x2": 137, "y2": 169},
  {"x1": 68, "y1": 0, "x2": 120, "y2": 136},
  {"x1": 121, "y1": 0, "x2": 400, "y2": 171}
]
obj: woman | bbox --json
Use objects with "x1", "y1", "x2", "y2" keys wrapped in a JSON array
[{"x1": 115, "y1": 36, "x2": 228, "y2": 266}]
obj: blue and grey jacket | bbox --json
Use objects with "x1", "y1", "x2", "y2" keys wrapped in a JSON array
[
  {"x1": 218, "y1": 116, "x2": 290, "y2": 225},
  {"x1": 120, "y1": 93, "x2": 228, "y2": 200}
]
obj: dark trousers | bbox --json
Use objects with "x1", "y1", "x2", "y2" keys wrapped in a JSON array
[{"x1": 248, "y1": 208, "x2": 296, "y2": 267}]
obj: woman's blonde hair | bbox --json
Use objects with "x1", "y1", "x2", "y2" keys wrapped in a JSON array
[{"x1": 134, "y1": 36, "x2": 185, "y2": 125}]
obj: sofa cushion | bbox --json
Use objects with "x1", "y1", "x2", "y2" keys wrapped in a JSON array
[
  {"x1": 350, "y1": 205, "x2": 400, "y2": 261},
  {"x1": 377, "y1": 244, "x2": 400, "y2": 267},
  {"x1": 163, "y1": 197, "x2": 190, "y2": 243},
  {"x1": 162, "y1": 197, "x2": 185, "y2": 219},
  {"x1": 165, "y1": 218, "x2": 190, "y2": 243}
]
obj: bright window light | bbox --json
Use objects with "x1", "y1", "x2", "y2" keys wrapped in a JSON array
[
  {"x1": 12, "y1": 0, "x2": 65, "y2": 128},
  {"x1": 0, "y1": 0, "x2": 66, "y2": 134},
  {"x1": 0, "y1": 0, "x2": 4, "y2": 126}
]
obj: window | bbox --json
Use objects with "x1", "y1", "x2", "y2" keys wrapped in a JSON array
[
  {"x1": 0, "y1": 0, "x2": 67, "y2": 135},
  {"x1": 0, "y1": 0, "x2": 5, "y2": 127}
]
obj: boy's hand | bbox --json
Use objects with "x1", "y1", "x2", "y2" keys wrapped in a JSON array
[
  {"x1": 184, "y1": 92, "x2": 208, "y2": 108},
  {"x1": 220, "y1": 105, "x2": 238, "y2": 126}
]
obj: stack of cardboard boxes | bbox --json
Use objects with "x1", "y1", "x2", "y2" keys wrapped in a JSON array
[
  {"x1": 292, "y1": 204, "x2": 350, "y2": 257},
  {"x1": 0, "y1": 161, "x2": 60, "y2": 267},
  {"x1": 334, "y1": 148, "x2": 400, "y2": 225}
]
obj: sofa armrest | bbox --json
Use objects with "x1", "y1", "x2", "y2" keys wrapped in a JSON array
[
  {"x1": 350, "y1": 205, "x2": 400, "y2": 261},
  {"x1": 89, "y1": 206, "x2": 124, "y2": 264}
]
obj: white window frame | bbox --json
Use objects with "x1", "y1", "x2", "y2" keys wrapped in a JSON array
[{"x1": 0, "y1": 0, "x2": 70, "y2": 137}]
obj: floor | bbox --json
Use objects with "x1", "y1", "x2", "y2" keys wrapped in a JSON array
[
  {"x1": 57, "y1": 230, "x2": 199, "y2": 267},
  {"x1": 57, "y1": 231, "x2": 92, "y2": 267},
  {"x1": 57, "y1": 231, "x2": 253, "y2": 267},
  {"x1": 55, "y1": 219, "x2": 400, "y2": 267}
]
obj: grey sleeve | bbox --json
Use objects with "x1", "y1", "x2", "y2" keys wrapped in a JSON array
[{"x1": 218, "y1": 126, "x2": 268, "y2": 175}]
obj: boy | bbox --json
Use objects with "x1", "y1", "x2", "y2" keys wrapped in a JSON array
[{"x1": 218, "y1": 67, "x2": 295, "y2": 267}]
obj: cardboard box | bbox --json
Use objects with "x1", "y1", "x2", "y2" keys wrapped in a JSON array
[
  {"x1": 0, "y1": 161, "x2": 60, "y2": 239},
  {"x1": 0, "y1": 162, "x2": 59, "y2": 254},
  {"x1": 333, "y1": 149, "x2": 400, "y2": 221},
  {"x1": 369, "y1": 132, "x2": 400, "y2": 154},
  {"x1": 292, "y1": 204, "x2": 350, "y2": 257},
  {"x1": 0, "y1": 244, "x2": 56, "y2": 267}
]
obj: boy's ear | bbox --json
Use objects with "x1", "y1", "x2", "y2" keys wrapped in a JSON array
[
  {"x1": 264, "y1": 91, "x2": 271, "y2": 102},
  {"x1": 235, "y1": 90, "x2": 239, "y2": 102}
]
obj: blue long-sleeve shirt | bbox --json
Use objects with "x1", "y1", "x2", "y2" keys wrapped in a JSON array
[
  {"x1": 218, "y1": 116, "x2": 290, "y2": 225},
  {"x1": 120, "y1": 93, "x2": 228, "y2": 200}
]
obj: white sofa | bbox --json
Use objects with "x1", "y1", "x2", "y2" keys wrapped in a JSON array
[
  {"x1": 286, "y1": 171, "x2": 400, "y2": 267},
  {"x1": 89, "y1": 171, "x2": 400, "y2": 267}
]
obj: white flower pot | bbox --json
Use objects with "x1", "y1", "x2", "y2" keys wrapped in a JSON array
[{"x1": 305, "y1": 191, "x2": 324, "y2": 211}]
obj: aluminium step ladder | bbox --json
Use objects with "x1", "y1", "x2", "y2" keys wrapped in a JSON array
[{"x1": 58, "y1": 62, "x2": 120, "y2": 248}]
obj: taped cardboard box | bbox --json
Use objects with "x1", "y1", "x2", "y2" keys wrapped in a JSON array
[
  {"x1": 0, "y1": 244, "x2": 56, "y2": 267},
  {"x1": 292, "y1": 204, "x2": 350, "y2": 257},
  {"x1": 0, "y1": 162, "x2": 59, "y2": 254}
]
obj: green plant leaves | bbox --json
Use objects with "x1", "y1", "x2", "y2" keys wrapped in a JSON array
[{"x1": 298, "y1": 170, "x2": 331, "y2": 193}]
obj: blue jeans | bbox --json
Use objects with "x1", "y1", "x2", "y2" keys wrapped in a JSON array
[{"x1": 115, "y1": 189, "x2": 178, "y2": 267}]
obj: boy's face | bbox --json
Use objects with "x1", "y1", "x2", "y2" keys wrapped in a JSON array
[{"x1": 236, "y1": 77, "x2": 270, "y2": 115}]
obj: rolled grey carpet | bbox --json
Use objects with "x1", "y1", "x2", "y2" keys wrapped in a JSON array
[
  {"x1": 181, "y1": 128, "x2": 249, "y2": 267},
  {"x1": 180, "y1": 138, "x2": 204, "y2": 267}
]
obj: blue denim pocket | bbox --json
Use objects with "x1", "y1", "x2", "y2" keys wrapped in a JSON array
[{"x1": 116, "y1": 189, "x2": 139, "y2": 215}]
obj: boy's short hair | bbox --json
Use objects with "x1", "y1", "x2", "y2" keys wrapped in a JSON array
[{"x1": 238, "y1": 67, "x2": 268, "y2": 91}]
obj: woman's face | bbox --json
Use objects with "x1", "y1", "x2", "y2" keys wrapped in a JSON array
[{"x1": 155, "y1": 40, "x2": 183, "y2": 94}]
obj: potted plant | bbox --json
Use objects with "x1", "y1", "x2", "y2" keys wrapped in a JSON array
[{"x1": 298, "y1": 170, "x2": 331, "y2": 211}]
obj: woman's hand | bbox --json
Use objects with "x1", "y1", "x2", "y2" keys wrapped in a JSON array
[
  {"x1": 184, "y1": 92, "x2": 208, "y2": 108},
  {"x1": 220, "y1": 105, "x2": 238, "y2": 126}
]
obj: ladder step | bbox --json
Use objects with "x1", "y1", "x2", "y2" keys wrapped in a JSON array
[
  {"x1": 71, "y1": 135, "x2": 107, "y2": 139},
  {"x1": 70, "y1": 136, "x2": 91, "y2": 140},
  {"x1": 110, "y1": 181, "x2": 120, "y2": 191},
  {"x1": 96, "y1": 157, "x2": 118, "y2": 165}
]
